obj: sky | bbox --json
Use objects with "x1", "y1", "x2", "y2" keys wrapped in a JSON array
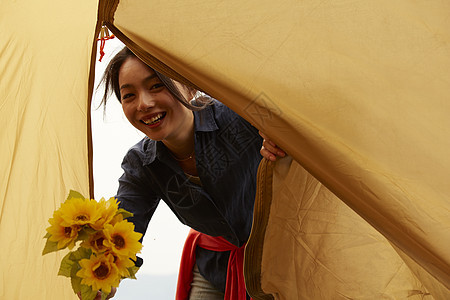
[{"x1": 91, "y1": 38, "x2": 189, "y2": 299}]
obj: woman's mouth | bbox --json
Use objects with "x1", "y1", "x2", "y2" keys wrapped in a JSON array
[{"x1": 141, "y1": 112, "x2": 166, "y2": 127}]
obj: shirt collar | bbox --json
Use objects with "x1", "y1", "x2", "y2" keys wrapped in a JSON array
[
  {"x1": 193, "y1": 96, "x2": 219, "y2": 132},
  {"x1": 141, "y1": 137, "x2": 157, "y2": 166},
  {"x1": 142, "y1": 139, "x2": 179, "y2": 168},
  {"x1": 193, "y1": 108, "x2": 218, "y2": 133}
]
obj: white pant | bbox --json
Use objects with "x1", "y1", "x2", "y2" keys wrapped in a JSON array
[{"x1": 189, "y1": 264, "x2": 225, "y2": 300}]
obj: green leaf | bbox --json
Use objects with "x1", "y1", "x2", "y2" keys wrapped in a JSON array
[
  {"x1": 70, "y1": 257, "x2": 84, "y2": 295},
  {"x1": 81, "y1": 284, "x2": 98, "y2": 300},
  {"x1": 76, "y1": 230, "x2": 89, "y2": 242},
  {"x1": 67, "y1": 190, "x2": 85, "y2": 201},
  {"x1": 76, "y1": 226, "x2": 96, "y2": 242},
  {"x1": 70, "y1": 246, "x2": 92, "y2": 261},
  {"x1": 70, "y1": 260, "x2": 81, "y2": 277},
  {"x1": 71, "y1": 274, "x2": 82, "y2": 294},
  {"x1": 127, "y1": 266, "x2": 140, "y2": 279},
  {"x1": 117, "y1": 208, "x2": 133, "y2": 219},
  {"x1": 43, "y1": 232, "x2": 51, "y2": 239},
  {"x1": 83, "y1": 225, "x2": 97, "y2": 235},
  {"x1": 100, "y1": 290, "x2": 108, "y2": 300},
  {"x1": 58, "y1": 252, "x2": 75, "y2": 277},
  {"x1": 42, "y1": 238, "x2": 60, "y2": 255}
]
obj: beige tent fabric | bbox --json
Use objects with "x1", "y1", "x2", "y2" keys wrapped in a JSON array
[
  {"x1": 104, "y1": 1, "x2": 450, "y2": 297},
  {"x1": 0, "y1": 1, "x2": 98, "y2": 298},
  {"x1": 246, "y1": 157, "x2": 437, "y2": 299}
]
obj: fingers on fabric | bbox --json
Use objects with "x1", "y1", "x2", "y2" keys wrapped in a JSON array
[{"x1": 259, "y1": 131, "x2": 286, "y2": 161}]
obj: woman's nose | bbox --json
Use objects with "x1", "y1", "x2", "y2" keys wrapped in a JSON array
[{"x1": 137, "y1": 93, "x2": 155, "y2": 112}]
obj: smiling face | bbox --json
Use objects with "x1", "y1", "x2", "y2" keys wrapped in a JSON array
[{"x1": 118, "y1": 57, "x2": 194, "y2": 145}]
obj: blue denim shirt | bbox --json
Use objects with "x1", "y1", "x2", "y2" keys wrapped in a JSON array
[{"x1": 116, "y1": 97, "x2": 262, "y2": 292}]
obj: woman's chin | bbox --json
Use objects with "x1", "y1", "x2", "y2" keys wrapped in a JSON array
[{"x1": 144, "y1": 133, "x2": 164, "y2": 141}]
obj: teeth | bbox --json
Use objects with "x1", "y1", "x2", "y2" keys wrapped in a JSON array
[{"x1": 143, "y1": 113, "x2": 163, "y2": 125}]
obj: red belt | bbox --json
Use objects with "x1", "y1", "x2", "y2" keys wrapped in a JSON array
[{"x1": 176, "y1": 229, "x2": 249, "y2": 300}]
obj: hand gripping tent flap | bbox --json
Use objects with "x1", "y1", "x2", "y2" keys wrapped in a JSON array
[{"x1": 1, "y1": 0, "x2": 449, "y2": 298}]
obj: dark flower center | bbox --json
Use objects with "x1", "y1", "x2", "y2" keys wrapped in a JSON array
[
  {"x1": 95, "y1": 237, "x2": 105, "y2": 248},
  {"x1": 91, "y1": 237, "x2": 105, "y2": 250},
  {"x1": 64, "y1": 227, "x2": 72, "y2": 237},
  {"x1": 112, "y1": 235, "x2": 125, "y2": 249},
  {"x1": 93, "y1": 263, "x2": 110, "y2": 279},
  {"x1": 76, "y1": 215, "x2": 88, "y2": 221}
]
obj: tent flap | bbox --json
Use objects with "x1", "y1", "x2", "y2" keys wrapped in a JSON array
[
  {"x1": 109, "y1": 0, "x2": 450, "y2": 293},
  {"x1": 247, "y1": 157, "x2": 437, "y2": 299},
  {"x1": 1, "y1": 0, "x2": 99, "y2": 298}
]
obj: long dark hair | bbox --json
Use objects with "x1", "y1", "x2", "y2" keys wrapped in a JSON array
[{"x1": 99, "y1": 47, "x2": 211, "y2": 111}]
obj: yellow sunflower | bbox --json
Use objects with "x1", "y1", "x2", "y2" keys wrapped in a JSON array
[
  {"x1": 91, "y1": 197, "x2": 119, "y2": 230},
  {"x1": 109, "y1": 212, "x2": 124, "y2": 226},
  {"x1": 76, "y1": 253, "x2": 120, "y2": 294},
  {"x1": 103, "y1": 220, "x2": 142, "y2": 260},
  {"x1": 109, "y1": 252, "x2": 135, "y2": 277},
  {"x1": 81, "y1": 230, "x2": 108, "y2": 253},
  {"x1": 59, "y1": 197, "x2": 102, "y2": 227},
  {"x1": 46, "y1": 210, "x2": 79, "y2": 249}
]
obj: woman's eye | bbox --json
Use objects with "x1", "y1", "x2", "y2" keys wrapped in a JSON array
[
  {"x1": 121, "y1": 93, "x2": 134, "y2": 101},
  {"x1": 150, "y1": 83, "x2": 164, "y2": 90}
]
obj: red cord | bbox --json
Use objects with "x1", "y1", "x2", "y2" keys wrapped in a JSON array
[{"x1": 97, "y1": 26, "x2": 115, "y2": 62}]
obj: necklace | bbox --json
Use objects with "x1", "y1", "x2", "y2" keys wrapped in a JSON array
[{"x1": 172, "y1": 150, "x2": 195, "y2": 162}]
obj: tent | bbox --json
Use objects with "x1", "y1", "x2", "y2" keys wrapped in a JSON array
[{"x1": 1, "y1": 0, "x2": 449, "y2": 298}]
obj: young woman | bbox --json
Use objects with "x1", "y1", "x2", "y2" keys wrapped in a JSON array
[{"x1": 95, "y1": 47, "x2": 284, "y2": 300}]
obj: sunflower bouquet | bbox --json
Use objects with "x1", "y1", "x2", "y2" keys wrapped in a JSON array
[{"x1": 43, "y1": 190, "x2": 142, "y2": 300}]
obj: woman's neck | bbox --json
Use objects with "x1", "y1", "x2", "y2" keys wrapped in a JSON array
[
  {"x1": 163, "y1": 121, "x2": 198, "y2": 176},
  {"x1": 164, "y1": 138, "x2": 195, "y2": 160},
  {"x1": 162, "y1": 112, "x2": 195, "y2": 160}
]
